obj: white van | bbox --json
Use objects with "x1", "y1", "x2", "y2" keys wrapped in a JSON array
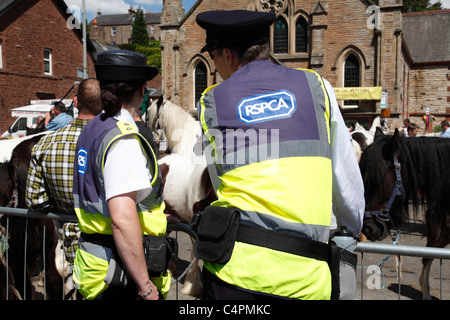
[{"x1": 1, "y1": 99, "x2": 76, "y2": 138}]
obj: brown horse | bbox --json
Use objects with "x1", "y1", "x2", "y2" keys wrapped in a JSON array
[
  {"x1": 0, "y1": 135, "x2": 62, "y2": 300},
  {"x1": 360, "y1": 128, "x2": 450, "y2": 299}
]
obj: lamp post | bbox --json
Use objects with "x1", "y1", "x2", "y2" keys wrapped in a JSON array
[{"x1": 82, "y1": 0, "x2": 87, "y2": 79}]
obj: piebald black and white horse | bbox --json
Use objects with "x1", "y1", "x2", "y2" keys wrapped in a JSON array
[
  {"x1": 148, "y1": 97, "x2": 215, "y2": 296},
  {"x1": 360, "y1": 128, "x2": 450, "y2": 299}
]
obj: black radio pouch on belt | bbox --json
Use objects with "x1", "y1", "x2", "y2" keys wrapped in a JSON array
[
  {"x1": 191, "y1": 206, "x2": 241, "y2": 264},
  {"x1": 143, "y1": 235, "x2": 178, "y2": 277}
]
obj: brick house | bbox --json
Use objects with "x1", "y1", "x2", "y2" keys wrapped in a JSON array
[
  {"x1": 159, "y1": 0, "x2": 449, "y2": 131},
  {"x1": 0, "y1": 0, "x2": 96, "y2": 133},
  {"x1": 89, "y1": 7, "x2": 162, "y2": 46}
]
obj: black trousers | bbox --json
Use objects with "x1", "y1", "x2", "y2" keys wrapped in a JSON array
[
  {"x1": 202, "y1": 267, "x2": 293, "y2": 300},
  {"x1": 94, "y1": 282, "x2": 138, "y2": 300}
]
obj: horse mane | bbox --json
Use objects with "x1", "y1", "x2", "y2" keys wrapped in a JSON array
[
  {"x1": 0, "y1": 161, "x2": 13, "y2": 207},
  {"x1": 9, "y1": 135, "x2": 43, "y2": 208},
  {"x1": 361, "y1": 130, "x2": 450, "y2": 223},
  {"x1": 148, "y1": 98, "x2": 201, "y2": 162}
]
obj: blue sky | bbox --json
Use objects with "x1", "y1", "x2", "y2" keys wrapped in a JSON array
[
  {"x1": 65, "y1": 0, "x2": 449, "y2": 22},
  {"x1": 64, "y1": 0, "x2": 197, "y2": 22}
]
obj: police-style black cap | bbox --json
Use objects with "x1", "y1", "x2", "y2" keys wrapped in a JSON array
[
  {"x1": 196, "y1": 10, "x2": 276, "y2": 53},
  {"x1": 95, "y1": 50, "x2": 159, "y2": 82}
]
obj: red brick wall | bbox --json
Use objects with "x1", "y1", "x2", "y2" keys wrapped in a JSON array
[{"x1": 0, "y1": 0, "x2": 96, "y2": 133}]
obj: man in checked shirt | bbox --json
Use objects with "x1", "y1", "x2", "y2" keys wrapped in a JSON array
[{"x1": 26, "y1": 79, "x2": 102, "y2": 286}]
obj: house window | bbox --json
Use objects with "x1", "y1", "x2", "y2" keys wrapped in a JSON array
[
  {"x1": 195, "y1": 62, "x2": 207, "y2": 107},
  {"x1": 295, "y1": 17, "x2": 308, "y2": 53},
  {"x1": 151, "y1": 25, "x2": 155, "y2": 35},
  {"x1": 111, "y1": 27, "x2": 116, "y2": 36},
  {"x1": 44, "y1": 48, "x2": 52, "y2": 75},
  {"x1": 274, "y1": 16, "x2": 288, "y2": 53}
]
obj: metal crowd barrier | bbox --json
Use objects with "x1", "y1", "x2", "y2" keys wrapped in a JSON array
[
  {"x1": 2, "y1": 206, "x2": 450, "y2": 300},
  {"x1": 355, "y1": 241, "x2": 450, "y2": 300},
  {"x1": 0, "y1": 206, "x2": 197, "y2": 300}
]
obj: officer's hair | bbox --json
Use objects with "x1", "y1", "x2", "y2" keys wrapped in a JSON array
[
  {"x1": 100, "y1": 81, "x2": 144, "y2": 120},
  {"x1": 221, "y1": 43, "x2": 270, "y2": 66},
  {"x1": 240, "y1": 43, "x2": 270, "y2": 66}
]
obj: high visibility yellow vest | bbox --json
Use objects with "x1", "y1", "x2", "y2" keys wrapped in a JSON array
[
  {"x1": 199, "y1": 61, "x2": 332, "y2": 299},
  {"x1": 72, "y1": 116, "x2": 169, "y2": 299}
]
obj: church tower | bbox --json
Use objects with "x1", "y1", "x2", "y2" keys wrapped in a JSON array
[{"x1": 160, "y1": 0, "x2": 185, "y2": 105}]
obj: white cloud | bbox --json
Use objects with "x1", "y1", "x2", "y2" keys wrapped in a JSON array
[
  {"x1": 134, "y1": 0, "x2": 162, "y2": 6},
  {"x1": 430, "y1": 0, "x2": 450, "y2": 8},
  {"x1": 64, "y1": 0, "x2": 155, "y2": 21}
]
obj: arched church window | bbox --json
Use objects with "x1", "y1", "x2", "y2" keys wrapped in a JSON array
[
  {"x1": 274, "y1": 16, "x2": 288, "y2": 53},
  {"x1": 344, "y1": 54, "x2": 360, "y2": 106},
  {"x1": 195, "y1": 62, "x2": 207, "y2": 106},
  {"x1": 295, "y1": 17, "x2": 308, "y2": 53},
  {"x1": 344, "y1": 54, "x2": 360, "y2": 87}
]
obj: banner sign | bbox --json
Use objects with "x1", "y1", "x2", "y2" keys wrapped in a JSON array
[{"x1": 333, "y1": 86, "x2": 383, "y2": 100}]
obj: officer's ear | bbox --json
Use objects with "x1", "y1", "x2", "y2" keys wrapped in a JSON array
[
  {"x1": 224, "y1": 48, "x2": 240, "y2": 70},
  {"x1": 223, "y1": 48, "x2": 234, "y2": 65}
]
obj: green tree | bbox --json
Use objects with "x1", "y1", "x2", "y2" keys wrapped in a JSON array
[
  {"x1": 402, "y1": 0, "x2": 442, "y2": 12},
  {"x1": 131, "y1": 8, "x2": 149, "y2": 46},
  {"x1": 118, "y1": 41, "x2": 162, "y2": 72}
]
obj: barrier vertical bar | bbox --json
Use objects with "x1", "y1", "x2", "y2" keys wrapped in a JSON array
[
  {"x1": 6, "y1": 215, "x2": 9, "y2": 300},
  {"x1": 43, "y1": 222, "x2": 46, "y2": 300},
  {"x1": 24, "y1": 217, "x2": 28, "y2": 300},
  {"x1": 440, "y1": 259, "x2": 443, "y2": 300},
  {"x1": 360, "y1": 252, "x2": 364, "y2": 300}
]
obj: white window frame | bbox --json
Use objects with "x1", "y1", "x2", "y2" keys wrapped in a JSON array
[
  {"x1": 111, "y1": 27, "x2": 116, "y2": 36},
  {"x1": 44, "y1": 48, "x2": 52, "y2": 75}
]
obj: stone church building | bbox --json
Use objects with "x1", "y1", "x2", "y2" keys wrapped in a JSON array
[{"x1": 159, "y1": 0, "x2": 450, "y2": 132}]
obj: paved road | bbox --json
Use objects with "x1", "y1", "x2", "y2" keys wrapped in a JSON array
[
  {"x1": 29, "y1": 215, "x2": 449, "y2": 300},
  {"x1": 356, "y1": 217, "x2": 450, "y2": 300},
  {"x1": 167, "y1": 214, "x2": 450, "y2": 301}
]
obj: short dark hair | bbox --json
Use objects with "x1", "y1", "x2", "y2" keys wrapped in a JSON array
[
  {"x1": 219, "y1": 43, "x2": 270, "y2": 67},
  {"x1": 76, "y1": 79, "x2": 102, "y2": 116},
  {"x1": 53, "y1": 101, "x2": 66, "y2": 113},
  {"x1": 408, "y1": 123, "x2": 418, "y2": 132}
]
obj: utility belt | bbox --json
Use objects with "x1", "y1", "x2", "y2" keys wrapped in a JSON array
[
  {"x1": 191, "y1": 206, "x2": 357, "y2": 300},
  {"x1": 80, "y1": 232, "x2": 177, "y2": 288}
]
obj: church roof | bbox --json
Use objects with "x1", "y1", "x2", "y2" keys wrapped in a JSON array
[{"x1": 402, "y1": 9, "x2": 450, "y2": 64}]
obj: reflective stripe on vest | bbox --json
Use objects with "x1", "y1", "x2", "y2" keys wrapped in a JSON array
[{"x1": 199, "y1": 61, "x2": 333, "y2": 299}]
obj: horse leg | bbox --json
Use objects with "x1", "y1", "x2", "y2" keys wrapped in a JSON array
[
  {"x1": 419, "y1": 210, "x2": 450, "y2": 300},
  {"x1": 43, "y1": 221, "x2": 63, "y2": 300},
  {"x1": 181, "y1": 247, "x2": 203, "y2": 296},
  {"x1": 419, "y1": 258, "x2": 433, "y2": 300}
]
